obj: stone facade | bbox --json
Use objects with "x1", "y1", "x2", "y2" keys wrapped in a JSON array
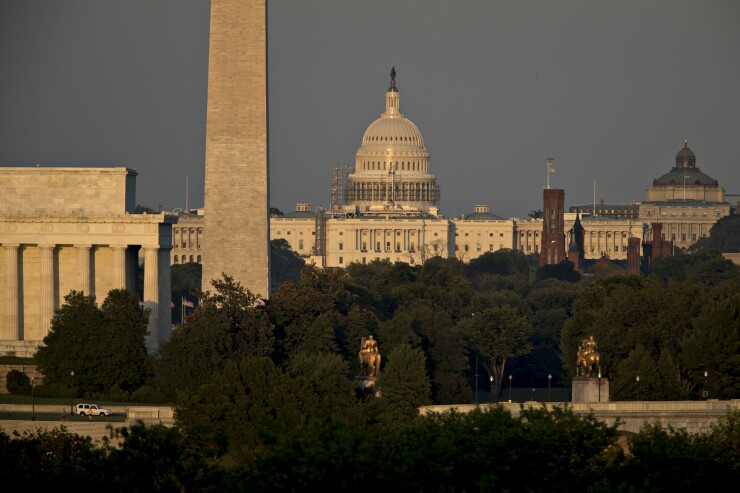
[
  {"x1": 0, "y1": 167, "x2": 174, "y2": 356},
  {"x1": 202, "y1": 0, "x2": 270, "y2": 298},
  {"x1": 171, "y1": 210, "x2": 204, "y2": 265}
]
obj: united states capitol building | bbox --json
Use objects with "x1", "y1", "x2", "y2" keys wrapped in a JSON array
[{"x1": 172, "y1": 70, "x2": 732, "y2": 270}]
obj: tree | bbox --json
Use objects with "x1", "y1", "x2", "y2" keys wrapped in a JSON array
[
  {"x1": 650, "y1": 249, "x2": 739, "y2": 286},
  {"x1": 680, "y1": 293, "x2": 740, "y2": 399},
  {"x1": 134, "y1": 204, "x2": 158, "y2": 214},
  {"x1": 377, "y1": 344, "x2": 431, "y2": 425},
  {"x1": 171, "y1": 262, "x2": 201, "y2": 324},
  {"x1": 156, "y1": 275, "x2": 275, "y2": 398},
  {"x1": 689, "y1": 214, "x2": 740, "y2": 253},
  {"x1": 459, "y1": 306, "x2": 533, "y2": 400},
  {"x1": 270, "y1": 238, "x2": 305, "y2": 293},
  {"x1": 35, "y1": 289, "x2": 151, "y2": 397}
]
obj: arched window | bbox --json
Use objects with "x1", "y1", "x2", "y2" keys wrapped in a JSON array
[{"x1": 173, "y1": 255, "x2": 179, "y2": 264}]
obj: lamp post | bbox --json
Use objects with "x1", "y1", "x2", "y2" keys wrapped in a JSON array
[
  {"x1": 69, "y1": 371, "x2": 75, "y2": 415},
  {"x1": 489, "y1": 375, "x2": 494, "y2": 403},
  {"x1": 31, "y1": 377, "x2": 35, "y2": 421},
  {"x1": 598, "y1": 371, "x2": 601, "y2": 402},
  {"x1": 547, "y1": 373, "x2": 552, "y2": 402},
  {"x1": 474, "y1": 354, "x2": 479, "y2": 405},
  {"x1": 531, "y1": 387, "x2": 535, "y2": 401},
  {"x1": 508, "y1": 374, "x2": 513, "y2": 402},
  {"x1": 704, "y1": 370, "x2": 708, "y2": 399},
  {"x1": 636, "y1": 375, "x2": 640, "y2": 401}
]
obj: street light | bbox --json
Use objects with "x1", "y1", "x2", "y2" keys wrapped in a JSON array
[
  {"x1": 70, "y1": 371, "x2": 75, "y2": 415},
  {"x1": 490, "y1": 375, "x2": 494, "y2": 403},
  {"x1": 474, "y1": 354, "x2": 479, "y2": 405},
  {"x1": 547, "y1": 373, "x2": 552, "y2": 402},
  {"x1": 598, "y1": 371, "x2": 601, "y2": 402},
  {"x1": 636, "y1": 375, "x2": 640, "y2": 401},
  {"x1": 31, "y1": 377, "x2": 35, "y2": 421},
  {"x1": 508, "y1": 374, "x2": 513, "y2": 402},
  {"x1": 531, "y1": 387, "x2": 535, "y2": 401},
  {"x1": 704, "y1": 370, "x2": 708, "y2": 399}
]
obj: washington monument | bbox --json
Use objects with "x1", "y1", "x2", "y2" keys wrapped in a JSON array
[{"x1": 202, "y1": 0, "x2": 270, "y2": 298}]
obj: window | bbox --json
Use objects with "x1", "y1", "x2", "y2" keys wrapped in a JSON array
[
  {"x1": 476, "y1": 243, "x2": 481, "y2": 251},
  {"x1": 174, "y1": 255, "x2": 179, "y2": 263},
  {"x1": 299, "y1": 240, "x2": 304, "y2": 250},
  {"x1": 500, "y1": 233, "x2": 504, "y2": 237},
  {"x1": 339, "y1": 257, "x2": 343, "y2": 264},
  {"x1": 490, "y1": 233, "x2": 494, "y2": 237},
  {"x1": 339, "y1": 242, "x2": 344, "y2": 251},
  {"x1": 197, "y1": 255, "x2": 201, "y2": 263},
  {"x1": 464, "y1": 244, "x2": 469, "y2": 252},
  {"x1": 489, "y1": 244, "x2": 493, "y2": 251}
]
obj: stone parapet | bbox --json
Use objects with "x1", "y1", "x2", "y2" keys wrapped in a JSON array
[{"x1": 419, "y1": 400, "x2": 740, "y2": 435}]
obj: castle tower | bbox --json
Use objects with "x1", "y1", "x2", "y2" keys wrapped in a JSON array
[
  {"x1": 539, "y1": 188, "x2": 566, "y2": 266},
  {"x1": 202, "y1": 0, "x2": 270, "y2": 298}
]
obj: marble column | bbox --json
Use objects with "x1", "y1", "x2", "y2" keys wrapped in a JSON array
[
  {"x1": 75, "y1": 244, "x2": 92, "y2": 295},
  {"x1": 38, "y1": 244, "x2": 56, "y2": 339},
  {"x1": 2, "y1": 244, "x2": 20, "y2": 340},
  {"x1": 111, "y1": 245, "x2": 127, "y2": 290},
  {"x1": 143, "y1": 246, "x2": 160, "y2": 351}
]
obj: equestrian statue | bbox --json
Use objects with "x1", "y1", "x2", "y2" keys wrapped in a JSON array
[
  {"x1": 576, "y1": 335, "x2": 601, "y2": 377},
  {"x1": 358, "y1": 335, "x2": 381, "y2": 378}
]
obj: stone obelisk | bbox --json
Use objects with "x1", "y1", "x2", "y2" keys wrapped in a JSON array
[{"x1": 202, "y1": 0, "x2": 270, "y2": 298}]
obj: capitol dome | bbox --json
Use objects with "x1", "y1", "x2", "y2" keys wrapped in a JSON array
[{"x1": 346, "y1": 68, "x2": 440, "y2": 214}]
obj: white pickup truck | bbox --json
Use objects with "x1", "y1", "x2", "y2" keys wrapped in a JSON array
[{"x1": 75, "y1": 403, "x2": 113, "y2": 416}]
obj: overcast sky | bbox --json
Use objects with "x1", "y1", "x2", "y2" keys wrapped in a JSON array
[{"x1": 1, "y1": 1, "x2": 738, "y2": 219}]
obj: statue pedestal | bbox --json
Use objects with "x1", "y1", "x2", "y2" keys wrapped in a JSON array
[
  {"x1": 572, "y1": 376, "x2": 609, "y2": 403},
  {"x1": 355, "y1": 375, "x2": 376, "y2": 391}
]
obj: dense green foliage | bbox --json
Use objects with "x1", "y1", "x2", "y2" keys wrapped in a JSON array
[
  {"x1": 2, "y1": 408, "x2": 739, "y2": 491},
  {"x1": 4, "y1": 241, "x2": 740, "y2": 487},
  {"x1": 34, "y1": 290, "x2": 151, "y2": 399},
  {"x1": 689, "y1": 214, "x2": 740, "y2": 253}
]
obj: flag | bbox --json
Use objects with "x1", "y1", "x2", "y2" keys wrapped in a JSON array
[
  {"x1": 182, "y1": 298, "x2": 195, "y2": 308},
  {"x1": 547, "y1": 159, "x2": 555, "y2": 172}
]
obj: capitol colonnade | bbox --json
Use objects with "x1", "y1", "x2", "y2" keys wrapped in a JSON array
[{"x1": 0, "y1": 167, "x2": 176, "y2": 357}]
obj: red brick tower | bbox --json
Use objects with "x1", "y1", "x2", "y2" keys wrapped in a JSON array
[
  {"x1": 627, "y1": 237, "x2": 641, "y2": 274},
  {"x1": 540, "y1": 188, "x2": 566, "y2": 266}
]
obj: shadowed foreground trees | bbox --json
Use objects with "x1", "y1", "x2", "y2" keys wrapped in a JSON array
[{"x1": 2, "y1": 407, "x2": 739, "y2": 491}]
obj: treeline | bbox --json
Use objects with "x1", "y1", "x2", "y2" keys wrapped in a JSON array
[
  {"x1": 23, "y1": 247, "x2": 739, "y2": 407},
  {"x1": 2, "y1": 407, "x2": 739, "y2": 491}
]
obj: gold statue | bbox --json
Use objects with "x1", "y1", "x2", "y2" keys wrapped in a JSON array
[
  {"x1": 576, "y1": 336, "x2": 601, "y2": 377},
  {"x1": 358, "y1": 335, "x2": 381, "y2": 378}
]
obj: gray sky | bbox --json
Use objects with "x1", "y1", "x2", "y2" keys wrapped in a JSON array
[{"x1": 1, "y1": 1, "x2": 738, "y2": 219}]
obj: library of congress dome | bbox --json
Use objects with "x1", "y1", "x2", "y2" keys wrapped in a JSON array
[{"x1": 345, "y1": 68, "x2": 440, "y2": 214}]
